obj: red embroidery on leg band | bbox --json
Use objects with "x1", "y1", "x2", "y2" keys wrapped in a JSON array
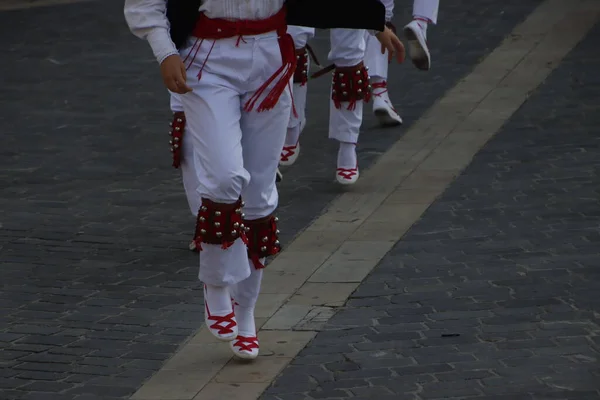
[
  {"x1": 194, "y1": 198, "x2": 248, "y2": 250},
  {"x1": 243, "y1": 215, "x2": 281, "y2": 269},
  {"x1": 169, "y1": 112, "x2": 186, "y2": 169},
  {"x1": 331, "y1": 62, "x2": 372, "y2": 110}
]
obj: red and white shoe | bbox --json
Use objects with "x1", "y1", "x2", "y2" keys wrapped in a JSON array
[
  {"x1": 404, "y1": 20, "x2": 431, "y2": 71},
  {"x1": 372, "y1": 81, "x2": 403, "y2": 127},
  {"x1": 280, "y1": 142, "x2": 300, "y2": 166},
  {"x1": 204, "y1": 285, "x2": 237, "y2": 341},
  {"x1": 230, "y1": 335, "x2": 260, "y2": 360},
  {"x1": 229, "y1": 300, "x2": 259, "y2": 360},
  {"x1": 336, "y1": 166, "x2": 360, "y2": 185},
  {"x1": 280, "y1": 118, "x2": 306, "y2": 167}
]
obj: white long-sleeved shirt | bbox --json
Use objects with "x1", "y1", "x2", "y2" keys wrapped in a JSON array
[
  {"x1": 124, "y1": 0, "x2": 392, "y2": 64},
  {"x1": 124, "y1": 0, "x2": 286, "y2": 64}
]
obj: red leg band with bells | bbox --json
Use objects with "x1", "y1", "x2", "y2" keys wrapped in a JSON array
[
  {"x1": 293, "y1": 47, "x2": 309, "y2": 85},
  {"x1": 293, "y1": 44, "x2": 320, "y2": 86},
  {"x1": 169, "y1": 112, "x2": 186, "y2": 169},
  {"x1": 194, "y1": 198, "x2": 248, "y2": 251},
  {"x1": 331, "y1": 62, "x2": 371, "y2": 110},
  {"x1": 244, "y1": 215, "x2": 281, "y2": 269}
]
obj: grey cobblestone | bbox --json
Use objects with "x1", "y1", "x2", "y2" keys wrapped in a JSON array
[
  {"x1": 0, "y1": 0, "x2": 568, "y2": 399},
  {"x1": 260, "y1": 16, "x2": 600, "y2": 400}
]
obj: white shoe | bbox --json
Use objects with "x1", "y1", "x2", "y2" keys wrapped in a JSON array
[
  {"x1": 280, "y1": 142, "x2": 300, "y2": 166},
  {"x1": 371, "y1": 81, "x2": 403, "y2": 127},
  {"x1": 280, "y1": 118, "x2": 306, "y2": 166},
  {"x1": 229, "y1": 301, "x2": 259, "y2": 360},
  {"x1": 230, "y1": 335, "x2": 259, "y2": 360},
  {"x1": 336, "y1": 167, "x2": 360, "y2": 185},
  {"x1": 403, "y1": 20, "x2": 431, "y2": 71},
  {"x1": 204, "y1": 285, "x2": 237, "y2": 342}
]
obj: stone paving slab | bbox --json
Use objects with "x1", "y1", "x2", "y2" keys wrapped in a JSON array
[
  {"x1": 1, "y1": 0, "x2": 546, "y2": 399},
  {"x1": 260, "y1": 18, "x2": 600, "y2": 400}
]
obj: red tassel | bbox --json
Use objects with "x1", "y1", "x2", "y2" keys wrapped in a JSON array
[{"x1": 244, "y1": 33, "x2": 296, "y2": 113}]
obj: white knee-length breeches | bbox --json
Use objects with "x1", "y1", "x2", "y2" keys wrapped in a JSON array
[
  {"x1": 178, "y1": 33, "x2": 292, "y2": 286},
  {"x1": 414, "y1": 0, "x2": 439, "y2": 24},
  {"x1": 328, "y1": 28, "x2": 367, "y2": 144}
]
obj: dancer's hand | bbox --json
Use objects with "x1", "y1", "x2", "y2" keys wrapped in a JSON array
[
  {"x1": 160, "y1": 55, "x2": 192, "y2": 94},
  {"x1": 376, "y1": 26, "x2": 405, "y2": 64}
]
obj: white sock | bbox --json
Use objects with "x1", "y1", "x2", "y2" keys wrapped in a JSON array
[
  {"x1": 204, "y1": 284, "x2": 231, "y2": 314},
  {"x1": 414, "y1": 16, "x2": 429, "y2": 36},
  {"x1": 235, "y1": 305, "x2": 256, "y2": 336},
  {"x1": 337, "y1": 142, "x2": 357, "y2": 169},
  {"x1": 285, "y1": 124, "x2": 302, "y2": 147},
  {"x1": 231, "y1": 263, "x2": 263, "y2": 335}
]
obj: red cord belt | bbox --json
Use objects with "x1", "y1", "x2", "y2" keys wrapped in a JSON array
[{"x1": 190, "y1": 7, "x2": 296, "y2": 113}]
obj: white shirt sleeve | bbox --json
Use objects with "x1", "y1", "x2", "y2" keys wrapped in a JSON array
[
  {"x1": 367, "y1": 0, "x2": 393, "y2": 36},
  {"x1": 124, "y1": 0, "x2": 179, "y2": 64},
  {"x1": 379, "y1": 0, "x2": 394, "y2": 21}
]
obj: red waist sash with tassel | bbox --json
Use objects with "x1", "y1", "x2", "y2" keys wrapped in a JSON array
[{"x1": 191, "y1": 7, "x2": 296, "y2": 113}]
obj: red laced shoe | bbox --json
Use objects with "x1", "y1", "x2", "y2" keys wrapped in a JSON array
[
  {"x1": 371, "y1": 81, "x2": 403, "y2": 127},
  {"x1": 230, "y1": 335, "x2": 260, "y2": 360},
  {"x1": 336, "y1": 166, "x2": 360, "y2": 185},
  {"x1": 204, "y1": 286, "x2": 237, "y2": 341},
  {"x1": 280, "y1": 142, "x2": 300, "y2": 166}
]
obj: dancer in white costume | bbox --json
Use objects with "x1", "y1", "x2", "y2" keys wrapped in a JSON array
[
  {"x1": 365, "y1": 0, "x2": 439, "y2": 127},
  {"x1": 281, "y1": 0, "x2": 397, "y2": 186},
  {"x1": 125, "y1": 0, "x2": 404, "y2": 361},
  {"x1": 280, "y1": 26, "x2": 316, "y2": 167},
  {"x1": 280, "y1": 29, "x2": 371, "y2": 185},
  {"x1": 327, "y1": 28, "x2": 371, "y2": 185}
]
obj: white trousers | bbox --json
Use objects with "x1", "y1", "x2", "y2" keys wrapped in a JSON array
[
  {"x1": 414, "y1": 0, "x2": 439, "y2": 24},
  {"x1": 287, "y1": 26, "x2": 315, "y2": 136},
  {"x1": 168, "y1": 91, "x2": 201, "y2": 217},
  {"x1": 328, "y1": 29, "x2": 367, "y2": 144},
  {"x1": 170, "y1": 91, "x2": 184, "y2": 113},
  {"x1": 365, "y1": 0, "x2": 440, "y2": 80},
  {"x1": 178, "y1": 32, "x2": 292, "y2": 286}
]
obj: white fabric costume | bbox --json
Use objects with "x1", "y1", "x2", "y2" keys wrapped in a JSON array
[
  {"x1": 125, "y1": 0, "x2": 291, "y2": 359},
  {"x1": 280, "y1": 0, "x2": 395, "y2": 185},
  {"x1": 365, "y1": 0, "x2": 440, "y2": 125},
  {"x1": 283, "y1": 26, "x2": 315, "y2": 161}
]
